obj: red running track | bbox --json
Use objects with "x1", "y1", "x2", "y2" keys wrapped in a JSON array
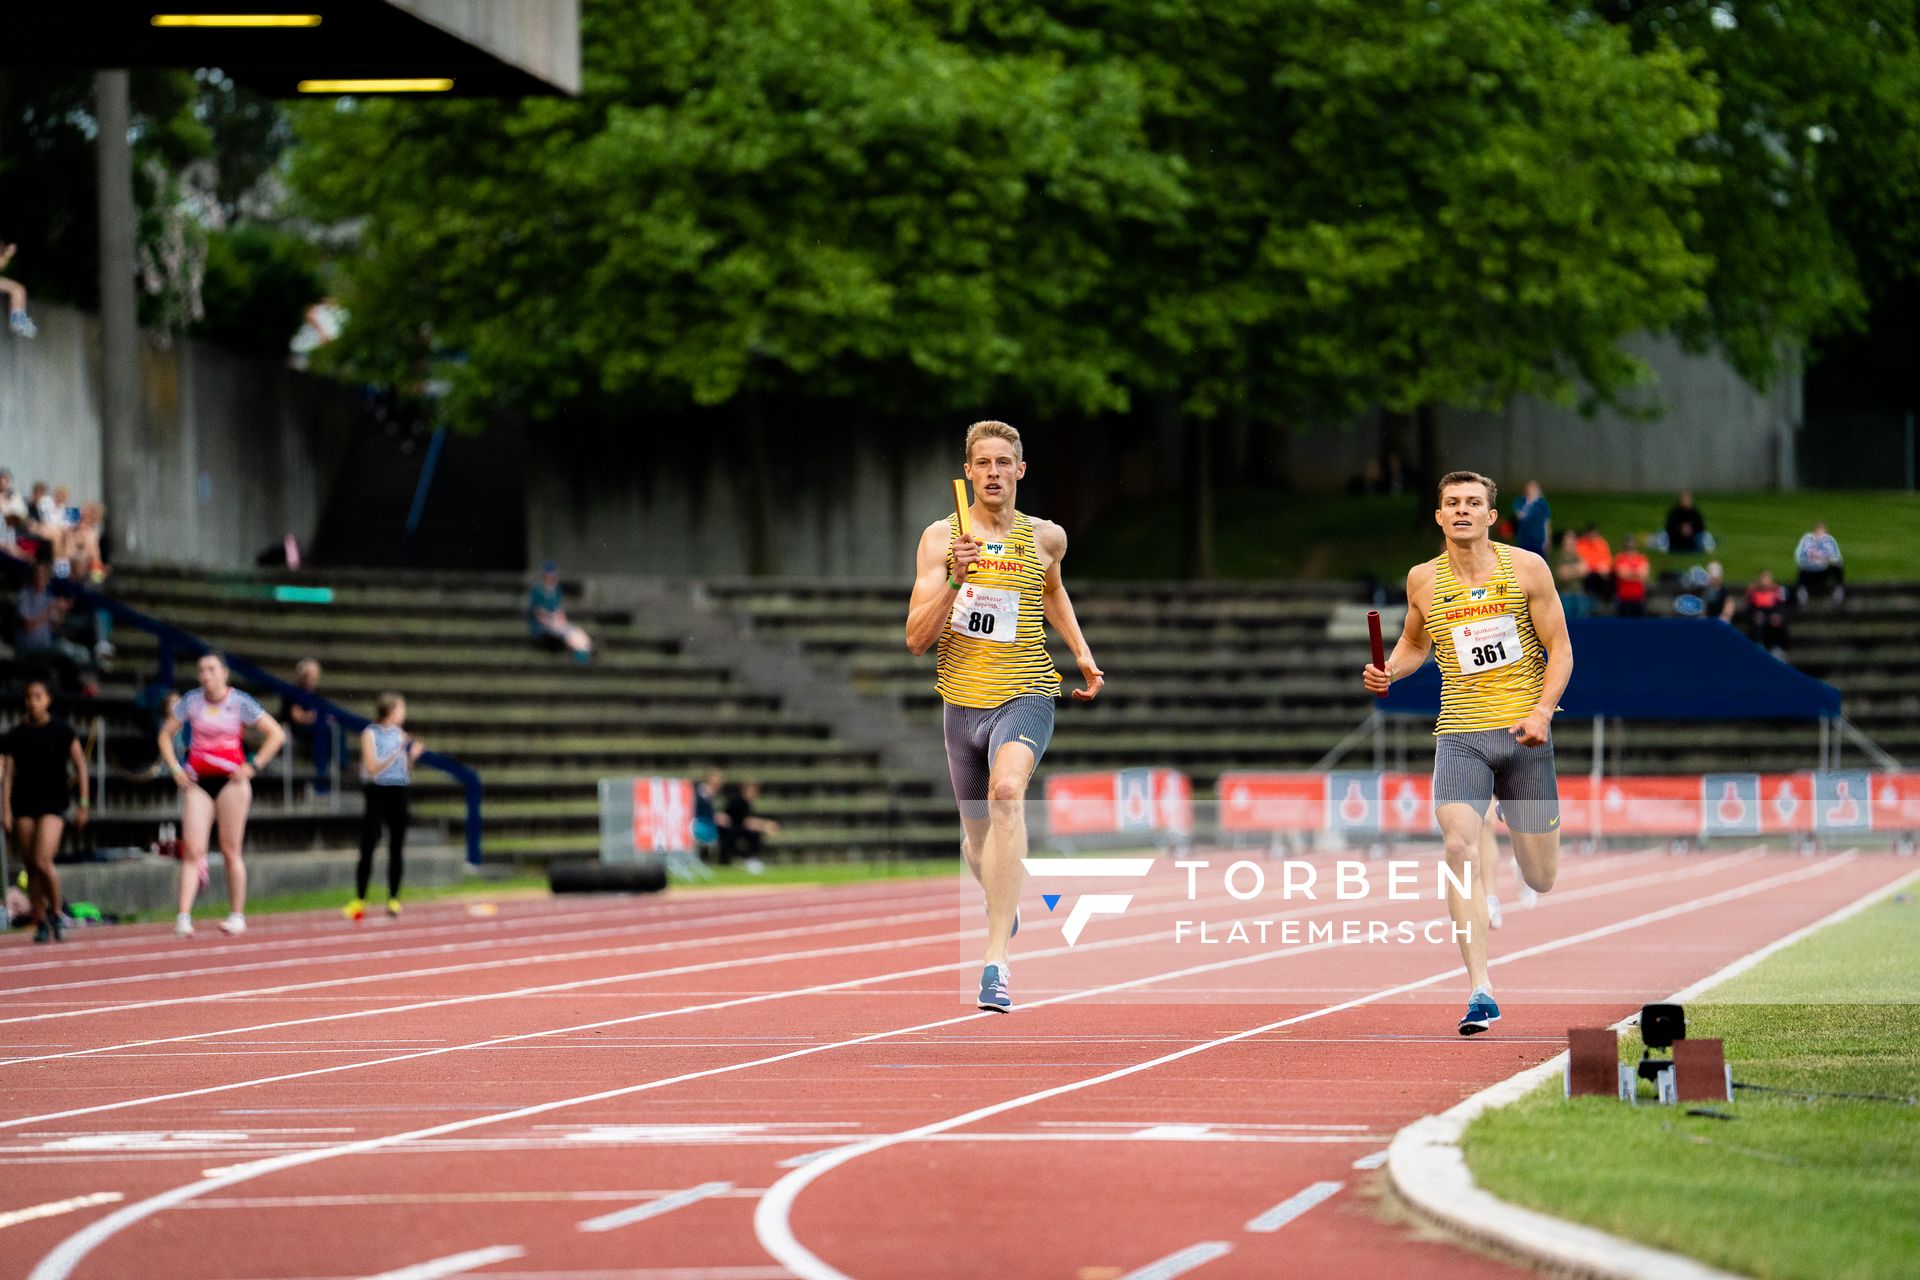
[{"x1": 0, "y1": 849, "x2": 1912, "y2": 1280}]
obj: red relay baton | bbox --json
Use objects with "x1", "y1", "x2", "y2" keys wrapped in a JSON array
[{"x1": 1368, "y1": 610, "x2": 1386, "y2": 698}]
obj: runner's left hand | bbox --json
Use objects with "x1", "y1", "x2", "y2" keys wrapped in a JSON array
[
  {"x1": 1071, "y1": 653, "x2": 1105, "y2": 702},
  {"x1": 1508, "y1": 711, "x2": 1551, "y2": 748},
  {"x1": 73, "y1": 808, "x2": 89, "y2": 829}
]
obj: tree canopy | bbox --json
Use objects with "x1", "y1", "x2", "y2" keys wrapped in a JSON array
[{"x1": 290, "y1": 0, "x2": 1736, "y2": 428}]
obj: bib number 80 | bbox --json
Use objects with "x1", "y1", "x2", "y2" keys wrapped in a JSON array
[{"x1": 966, "y1": 612, "x2": 995, "y2": 635}]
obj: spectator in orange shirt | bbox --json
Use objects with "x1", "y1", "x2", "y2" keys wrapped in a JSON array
[
  {"x1": 1573, "y1": 523, "x2": 1614, "y2": 602},
  {"x1": 1613, "y1": 536, "x2": 1651, "y2": 617}
]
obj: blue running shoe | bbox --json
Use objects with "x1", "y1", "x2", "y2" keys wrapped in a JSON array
[
  {"x1": 977, "y1": 963, "x2": 1011, "y2": 1013},
  {"x1": 1458, "y1": 990, "x2": 1501, "y2": 1036}
]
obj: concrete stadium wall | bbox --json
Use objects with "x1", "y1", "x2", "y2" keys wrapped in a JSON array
[
  {"x1": 0, "y1": 306, "x2": 105, "y2": 512},
  {"x1": 0, "y1": 303, "x2": 356, "y2": 569},
  {"x1": 527, "y1": 415, "x2": 961, "y2": 580},
  {"x1": 1284, "y1": 333, "x2": 1803, "y2": 493},
  {"x1": 529, "y1": 337, "x2": 1800, "y2": 579}
]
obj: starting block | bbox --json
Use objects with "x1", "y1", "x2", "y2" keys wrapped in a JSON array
[
  {"x1": 1565, "y1": 1028, "x2": 1633, "y2": 1100},
  {"x1": 1673, "y1": 1037, "x2": 1732, "y2": 1102},
  {"x1": 1568, "y1": 1007, "x2": 1732, "y2": 1105}
]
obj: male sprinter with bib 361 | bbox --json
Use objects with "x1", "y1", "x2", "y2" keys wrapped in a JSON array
[
  {"x1": 905, "y1": 421, "x2": 1104, "y2": 1013},
  {"x1": 1362, "y1": 471, "x2": 1572, "y2": 1034}
]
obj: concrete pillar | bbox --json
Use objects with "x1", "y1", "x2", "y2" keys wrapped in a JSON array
[{"x1": 94, "y1": 71, "x2": 143, "y2": 554}]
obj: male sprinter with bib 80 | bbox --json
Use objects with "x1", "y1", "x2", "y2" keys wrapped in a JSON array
[
  {"x1": 1362, "y1": 471, "x2": 1573, "y2": 1034},
  {"x1": 905, "y1": 421, "x2": 1104, "y2": 1013}
]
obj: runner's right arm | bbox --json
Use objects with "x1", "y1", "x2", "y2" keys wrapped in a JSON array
[
  {"x1": 1362, "y1": 565, "x2": 1434, "y2": 695},
  {"x1": 905, "y1": 520, "x2": 979, "y2": 656},
  {"x1": 157, "y1": 711, "x2": 189, "y2": 787}
]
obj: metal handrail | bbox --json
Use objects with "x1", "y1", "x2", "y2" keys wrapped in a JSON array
[{"x1": 13, "y1": 555, "x2": 485, "y2": 866}]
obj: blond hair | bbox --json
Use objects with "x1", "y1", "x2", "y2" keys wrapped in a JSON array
[
  {"x1": 964, "y1": 420, "x2": 1023, "y2": 463},
  {"x1": 1436, "y1": 470, "x2": 1498, "y2": 508}
]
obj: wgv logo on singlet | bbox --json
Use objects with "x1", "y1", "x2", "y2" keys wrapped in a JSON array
[
  {"x1": 1469, "y1": 587, "x2": 1488, "y2": 601},
  {"x1": 974, "y1": 540, "x2": 1022, "y2": 574}
]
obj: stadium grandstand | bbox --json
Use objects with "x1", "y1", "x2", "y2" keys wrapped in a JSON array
[{"x1": 3, "y1": 6, "x2": 1917, "y2": 1280}]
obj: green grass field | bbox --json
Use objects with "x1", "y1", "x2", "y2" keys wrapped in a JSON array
[
  {"x1": 1464, "y1": 888, "x2": 1920, "y2": 1280},
  {"x1": 1074, "y1": 488, "x2": 1920, "y2": 585}
]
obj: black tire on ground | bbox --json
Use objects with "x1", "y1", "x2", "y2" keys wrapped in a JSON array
[{"x1": 547, "y1": 859, "x2": 668, "y2": 894}]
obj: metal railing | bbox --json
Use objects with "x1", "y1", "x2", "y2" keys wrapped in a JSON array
[{"x1": 15, "y1": 556, "x2": 486, "y2": 866}]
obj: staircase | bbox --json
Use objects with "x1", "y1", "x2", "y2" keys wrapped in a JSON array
[{"x1": 310, "y1": 409, "x2": 527, "y2": 570}]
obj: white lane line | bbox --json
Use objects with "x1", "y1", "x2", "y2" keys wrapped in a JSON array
[
  {"x1": 1118, "y1": 1241, "x2": 1232, "y2": 1280},
  {"x1": 577, "y1": 1181, "x2": 734, "y2": 1233},
  {"x1": 0, "y1": 846, "x2": 1727, "y2": 1139},
  {"x1": 1351, "y1": 1150, "x2": 1389, "y2": 1170},
  {"x1": 0, "y1": 902, "x2": 965, "y2": 1026},
  {"x1": 1245, "y1": 1180, "x2": 1342, "y2": 1232},
  {"x1": 363, "y1": 1245, "x2": 524, "y2": 1279},
  {"x1": 27, "y1": 852, "x2": 1822, "y2": 1280},
  {"x1": 0, "y1": 1193, "x2": 124, "y2": 1231},
  {"x1": 0, "y1": 863, "x2": 1221, "y2": 1038},
  {"x1": 0, "y1": 844, "x2": 1697, "y2": 1070},
  {"x1": 1, "y1": 882, "x2": 962, "y2": 994},
  {"x1": 180, "y1": 1189, "x2": 766, "y2": 1210},
  {"x1": 1, "y1": 878, "x2": 938, "y2": 973},
  {"x1": 1, "y1": 842, "x2": 1656, "y2": 1014},
  {"x1": 749, "y1": 853, "x2": 1854, "y2": 1280},
  {"x1": 0, "y1": 847, "x2": 1672, "y2": 1129}
]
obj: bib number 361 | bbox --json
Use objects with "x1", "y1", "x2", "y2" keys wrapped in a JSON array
[
  {"x1": 1450, "y1": 614, "x2": 1522, "y2": 674},
  {"x1": 950, "y1": 585, "x2": 1019, "y2": 644}
]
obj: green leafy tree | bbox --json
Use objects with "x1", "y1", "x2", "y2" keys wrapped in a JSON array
[
  {"x1": 290, "y1": 0, "x2": 1187, "y2": 425},
  {"x1": 941, "y1": 0, "x2": 1718, "y2": 569},
  {"x1": 0, "y1": 68, "x2": 317, "y2": 348},
  {"x1": 1597, "y1": 0, "x2": 1920, "y2": 387}
]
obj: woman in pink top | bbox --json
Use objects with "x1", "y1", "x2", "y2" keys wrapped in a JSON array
[{"x1": 158, "y1": 653, "x2": 285, "y2": 938}]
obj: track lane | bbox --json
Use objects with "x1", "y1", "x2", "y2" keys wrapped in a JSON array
[{"x1": 14, "y1": 851, "x2": 1910, "y2": 1280}]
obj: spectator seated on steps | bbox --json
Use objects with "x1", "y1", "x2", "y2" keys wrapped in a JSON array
[
  {"x1": 527, "y1": 560, "x2": 593, "y2": 663},
  {"x1": 1792, "y1": 522, "x2": 1845, "y2": 605}
]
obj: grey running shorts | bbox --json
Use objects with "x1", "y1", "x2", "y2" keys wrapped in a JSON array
[
  {"x1": 1433, "y1": 728, "x2": 1561, "y2": 834},
  {"x1": 943, "y1": 695, "x2": 1056, "y2": 821}
]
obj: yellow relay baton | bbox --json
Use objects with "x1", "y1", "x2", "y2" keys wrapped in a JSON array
[{"x1": 952, "y1": 477, "x2": 973, "y2": 540}]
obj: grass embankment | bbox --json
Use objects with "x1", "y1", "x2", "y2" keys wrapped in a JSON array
[
  {"x1": 128, "y1": 857, "x2": 966, "y2": 922},
  {"x1": 1464, "y1": 888, "x2": 1920, "y2": 1280},
  {"x1": 1073, "y1": 488, "x2": 1920, "y2": 585}
]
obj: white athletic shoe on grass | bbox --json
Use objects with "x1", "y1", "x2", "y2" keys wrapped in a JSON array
[
  {"x1": 174, "y1": 913, "x2": 194, "y2": 938},
  {"x1": 219, "y1": 913, "x2": 247, "y2": 935}
]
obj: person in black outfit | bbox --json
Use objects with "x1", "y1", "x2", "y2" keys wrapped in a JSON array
[
  {"x1": 279, "y1": 658, "x2": 333, "y2": 796},
  {"x1": 1663, "y1": 490, "x2": 1709, "y2": 554},
  {"x1": 720, "y1": 780, "x2": 780, "y2": 868},
  {"x1": 346, "y1": 691, "x2": 424, "y2": 920},
  {"x1": 2, "y1": 680, "x2": 89, "y2": 942}
]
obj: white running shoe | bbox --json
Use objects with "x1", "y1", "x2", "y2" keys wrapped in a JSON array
[
  {"x1": 1487, "y1": 894, "x2": 1504, "y2": 930},
  {"x1": 1520, "y1": 882, "x2": 1539, "y2": 909},
  {"x1": 174, "y1": 913, "x2": 194, "y2": 938},
  {"x1": 219, "y1": 913, "x2": 247, "y2": 936}
]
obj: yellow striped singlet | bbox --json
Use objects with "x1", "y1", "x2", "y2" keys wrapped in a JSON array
[
  {"x1": 1427, "y1": 543, "x2": 1548, "y2": 734},
  {"x1": 935, "y1": 511, "x2": 1062, "y2": 709}
]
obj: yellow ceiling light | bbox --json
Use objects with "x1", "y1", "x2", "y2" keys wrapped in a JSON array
[
  {"x1": 297, "y1": 77, "x2": 455, "y2": 93},
  {"x1": 151, "y1": 14, "x2": 323, "y2": 27}
]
